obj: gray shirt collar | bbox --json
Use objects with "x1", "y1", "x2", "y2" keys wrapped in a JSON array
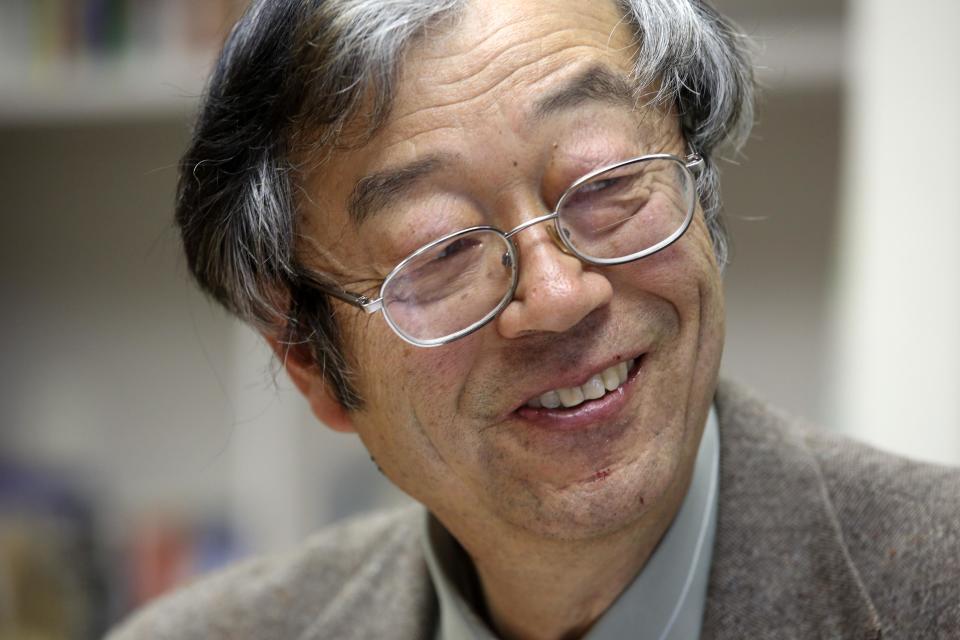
[{"x1": 422, "y1": 406, "x2": 720, "y2": 640}]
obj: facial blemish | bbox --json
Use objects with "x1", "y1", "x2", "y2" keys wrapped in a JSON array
[{"x1": 592, "y1": 468, "x2": 611, "y2": 481}]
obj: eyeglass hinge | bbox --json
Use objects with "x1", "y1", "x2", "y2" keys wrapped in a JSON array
[
  {"x1": 685, "y1": 152, "x2": 704, "y2": 172},
  {"x1": 358, "y1": 296, "x2": 383, "y2": 314}
]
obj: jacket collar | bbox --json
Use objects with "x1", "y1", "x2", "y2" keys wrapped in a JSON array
[{"x1": 704, "y1": 379, "x2": 883, "y2": 639}]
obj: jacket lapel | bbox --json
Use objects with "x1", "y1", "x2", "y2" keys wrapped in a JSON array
[{"x1": 702, "y1": 380, "x2": 882, "y2": 639}]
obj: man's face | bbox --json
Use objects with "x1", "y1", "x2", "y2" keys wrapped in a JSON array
[{"x1": 300, "y1": 0, "x2": 724, "y2": 544}]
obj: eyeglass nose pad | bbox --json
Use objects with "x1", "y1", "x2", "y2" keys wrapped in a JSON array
[{"x1": 546, "y1": 223, "x2": 575, "y2": 256}]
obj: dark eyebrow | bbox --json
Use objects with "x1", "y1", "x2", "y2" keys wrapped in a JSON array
[
  {"x1": 532, "y1": 64, "x2": 639, "y2": 121},
  {"x1": 347, "y1": 155, "x2": 445, "y2": 225}
]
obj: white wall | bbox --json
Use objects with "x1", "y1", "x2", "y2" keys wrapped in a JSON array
[{"x1": 830, "y1": 0, "x2": 960, "y2": 466}]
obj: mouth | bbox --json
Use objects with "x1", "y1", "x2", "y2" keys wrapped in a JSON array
[
  {"x1": 511, "y1": 354, "x2": 644, "y2": 427},
  {"x1": 524, "y1": 357, "x2": 638, "y2": 409}
]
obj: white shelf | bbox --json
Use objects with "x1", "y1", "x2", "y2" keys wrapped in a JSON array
[
  {"x1": 0, "y1": 52, "x2": 214, "y2": 124},
  {"x1": 0, "y1": 20, "x2": 843, "y2": 126}
]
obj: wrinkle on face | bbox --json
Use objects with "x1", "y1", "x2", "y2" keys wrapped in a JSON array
[
  {"x1": 421, "y1": 5, "x2": 633, "y2": 85},
  {"x1": 291, "y1": 0, "x2": 725, "y2": 542},
  {"x1": 384, "y1": 3, "x2": 638, "y2": 149}
]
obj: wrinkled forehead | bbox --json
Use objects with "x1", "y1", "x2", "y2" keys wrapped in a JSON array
[
  {"x1": 375, "y1": 0, "x2": 641, "y2": 148},
  {"x1": 298, "y1": 0, "x2": 673, "y2": 248}
]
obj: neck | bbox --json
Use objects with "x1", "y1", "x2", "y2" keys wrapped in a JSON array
[
  {"x1": 477, "y1": 527, "x2": 665, "y2": 640},
  {"x1": 453, "y1": 470, "x2": 692, "y2": 640}
]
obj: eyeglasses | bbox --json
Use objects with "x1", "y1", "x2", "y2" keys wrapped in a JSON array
[{"x1": 305, "y1": 151, "x2": 704, "y2": 347}]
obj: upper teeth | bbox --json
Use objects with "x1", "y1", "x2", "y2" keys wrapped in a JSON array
[{"x1": 526, "y1": 359, "x2": 635, "y2": 410}]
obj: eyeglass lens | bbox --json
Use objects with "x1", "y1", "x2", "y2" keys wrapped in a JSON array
[
  {"x1": 381, "y1": 156, "x2": 694, "y2": 344},
  {"x1": 558, "y1": 157, "x2": 694, "y2": 261},
  {"x1": 381, "y1": 229, "x2": 516, "y2": 343}
]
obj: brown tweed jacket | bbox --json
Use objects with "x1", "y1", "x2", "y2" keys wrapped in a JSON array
[{"x1": 108, "y1": 380, "x2": 960, "y2": 639}]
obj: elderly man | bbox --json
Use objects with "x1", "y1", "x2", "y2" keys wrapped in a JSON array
[{"x1": 111, "y1": 0, "x2": 959, "y2": 638}]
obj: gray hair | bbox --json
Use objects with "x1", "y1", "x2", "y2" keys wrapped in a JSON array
[{"x1": 177, "y1": 0, "x2": 755, "y2": 410}]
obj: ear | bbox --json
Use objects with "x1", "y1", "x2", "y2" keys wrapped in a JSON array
[{"x1": 263, "y1": 335, "x2": 356, "y2": 434}]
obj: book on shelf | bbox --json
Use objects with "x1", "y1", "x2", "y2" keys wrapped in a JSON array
[
  {"x1": 0, "y1": 459, "x2": 245, "y2": 637},
  {"x1": 0, "y1": 0, "x2": 248, "y2": 72}
]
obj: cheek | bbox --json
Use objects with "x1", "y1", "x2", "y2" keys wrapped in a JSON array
[
  {"x1": 348, "y1": 326, "x2": 484, "y2": 502},
  {"x1": 646, "y1": 213, "x2": 724, "y2": 388},
  {"x1": 682, "y1": 214, "x2": 725, "y2": 328},
  {"x1": 607, "y1": 218, "x2": 718, "y2": 310},
  {"x1": 361, "y1": 333, "x2": 475, "y2": 411},
  {"x1": 350, "y1": 316, "x2": 479, "y2": 446},
  {"x1": 653, "y1": 209, "x2": 718, "y2": 282},
  {"x1": 603, "y1": 210, "x2": 724, "y2": 365}
]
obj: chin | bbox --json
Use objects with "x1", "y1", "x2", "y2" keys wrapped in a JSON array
[{"x1": 491, "y1": 435, "x2": 687, "y2": 542}]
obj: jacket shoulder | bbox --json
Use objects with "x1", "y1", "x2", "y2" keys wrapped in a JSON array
[
  {"x1": 805, "y1": 427, "x2": 960, "y2": 636},
  {"x1": 107, "y1": 504, "x2": 435, "y2": 640},
  {"x1": 716, "y1": 379, "x2": 960, "y2": 637}
]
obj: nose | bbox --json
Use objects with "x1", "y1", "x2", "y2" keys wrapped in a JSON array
[{"x1": 496, "y1": 225, "x2": 613, "y2": 339}]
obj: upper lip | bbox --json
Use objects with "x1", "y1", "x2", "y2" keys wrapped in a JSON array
[{"x1": 509, "y1": 350, "x2": 644, "y2": 413}]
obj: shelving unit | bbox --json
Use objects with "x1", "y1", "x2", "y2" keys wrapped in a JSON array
[
  {"x1": 0, "y1": 0, "x2": 244, "y2": 124},
  {"x1": 0, "y1": 13, "x2": 844, "y2": 126},
  {"x1": 0, "y1": 54, "x2": 211, "y2": 123}
]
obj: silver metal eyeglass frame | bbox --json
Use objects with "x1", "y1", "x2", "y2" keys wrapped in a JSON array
[{"x1": 304, "y1": 151, "x2": 704, "y2": 347}]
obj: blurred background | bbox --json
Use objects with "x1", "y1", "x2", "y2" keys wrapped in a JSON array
[{"x1": 0, "y1": 0, "x2": 957, "y2": 637}]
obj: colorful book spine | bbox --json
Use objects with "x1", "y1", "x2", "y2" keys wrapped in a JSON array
[{"x1": 0, "y1": 0, "x2": 247, "y2": 67}]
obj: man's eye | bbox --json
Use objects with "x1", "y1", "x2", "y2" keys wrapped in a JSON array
[
  {"x1": 577, "y1": 177, "x2": 622, "y2": 195},
  {"x1": 434, "y1": 237, "x2": 481, "y2": 261},
  {"x1": 565, "y1": 176, "x2": 632, "y2": 207}
]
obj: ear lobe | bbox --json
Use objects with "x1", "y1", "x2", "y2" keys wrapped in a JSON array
[{"x1": 263, "y1": 335, "x2": 356, "y2": 434}]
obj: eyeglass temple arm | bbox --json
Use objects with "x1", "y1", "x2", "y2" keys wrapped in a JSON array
[{"x1": 299, "y1": 273, "x2": 383, "y2": 314}]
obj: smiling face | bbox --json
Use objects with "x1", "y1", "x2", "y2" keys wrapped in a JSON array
[{"x1": 295, "y1": 0, "x2": 725, "y2": 545}]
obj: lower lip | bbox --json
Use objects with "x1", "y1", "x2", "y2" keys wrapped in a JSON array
[{"x1": 514, "y1": 358, "x2": 643, "y2": 430}]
